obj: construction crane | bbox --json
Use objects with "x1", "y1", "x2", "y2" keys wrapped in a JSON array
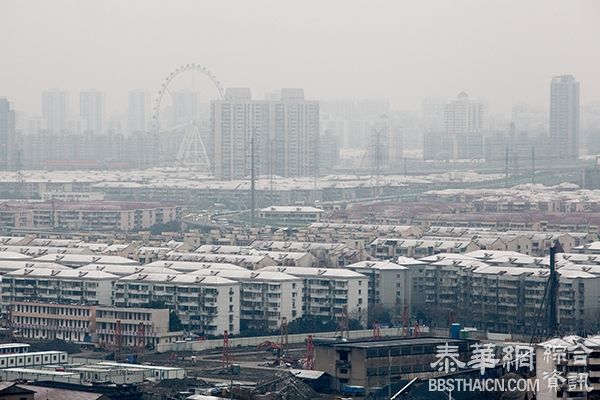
[
  {"x1": 401, "y1": 305, "x2": 409, "y2": 337},
  {"x1": 335, "y1": 305, "x2": 349, "y2": 340},
  {"x1": 372, "y1": 320, "x2": 381, "y2": 340},
  {"x1": 222, "y1": 330, "x2": 232, "y2": 369},
  {"x1": 530, "y1": 241, "x2": 563, "y2": 344},
  {"x1": 279, "y1": 317, "x2": 289, "y2": 357},
  {"x1": 413, "y1": 323, "x2": 421, "y2": 337},
  {"x1": 305, "y1": 335, "x2": 315, "y2": 370}
]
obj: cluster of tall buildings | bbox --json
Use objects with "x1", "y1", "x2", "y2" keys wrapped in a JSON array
[
  {"x1": 212, "y1": 88, "x2": 319, "y2": 179},
  {"x1": 40, "y1": 89, "x2": 107, "y2": 135},
  {"x1": 0, "y1": 74, "x2": 587, "y2": 173},
  {"x1": 423, "y1": 75, "x2": 581, "y2": 162},
  {"x1": 38, "y1": 89, "x2": 146, "y2": 135}
]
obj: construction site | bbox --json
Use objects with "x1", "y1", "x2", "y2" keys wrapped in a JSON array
[{"x1": 0, "y1": 301, "x2": 433, "y2": 400}]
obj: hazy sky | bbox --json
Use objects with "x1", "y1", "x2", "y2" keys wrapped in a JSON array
[{"x1": 1, "y1": 0, "x2": 599, "y2": 116}]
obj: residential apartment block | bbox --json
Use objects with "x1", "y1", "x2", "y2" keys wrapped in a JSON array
[
  {"x1": 212, "y1": 88, "x2": 319, "y2": 180},
  {"x1": 114, "y1": 273, "x2": 240, "y2": 335},
  {"x1": 345, "y1": 260, "x2": 412, "y2": 314},
  {"x1": 10, "y1": 301, "x2": 182, "y2": 348},
  {"x1": 0, "y1": 268, "x2": 118, "y2": 312},
  {"x1": 188, "y1": 269, "x2": 303, "y2": 331},
  {"x1": 259, "y1": 266, "x2": 368, "y2": 323},
  {"x1": 0, "y1": 201, "x2": 181, "y2": 232}
]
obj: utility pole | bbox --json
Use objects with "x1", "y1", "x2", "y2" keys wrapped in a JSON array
[
  {"x1": 531, "y1": 146, "x2": 535, "y2": 184},
  {"x1": 250, "y1": 133, "x2": 256, "y2": 227},
  {"x1": 403, "y1": 156, "x2": 407, "y2": 177},
  {"x1": 505, "y1": 147, "x2": 509, "y2": 188},
  {"x1": 373, "y1": 126, "x2": 383, "y2": 196},
  {"x1": 15, "y1": 148, "x2": 23, "y2": 199}
]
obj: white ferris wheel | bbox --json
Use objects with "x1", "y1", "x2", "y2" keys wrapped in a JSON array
[{"x1": 151, "y1": 64, "x2": 225, "y2": 171}]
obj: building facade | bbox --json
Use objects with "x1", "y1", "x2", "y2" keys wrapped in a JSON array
[
  {"x1": 212, "y1": 88, "x2": 319, "y2": 180},
  {"x1": 114, "y1": 273, "x2": 240, "y2": 335},
  {"x1": 259, "y1": 266, "x2": 368, "y2": 323},
  {"x1": 0, "y1": 201, "x2": 181, "y2": 232},
  {"x1": 550, "y1": 75, "x2": 580, "y2": 159},
  {"x1": 128, "y1": 89, "x2": 147, "y2": 134},
  {"x1": 80, "y1": 90, "x2": 106, "y2": 135},
  {"x1": 42, "y1": 89, "x2": 68, "y2": 134},
  {"x1": 0, "y1": 98, "x2": 16, "y2": 170},
  {"x1": 9, "y1": 301, "x2": 182, "y2": 348}
]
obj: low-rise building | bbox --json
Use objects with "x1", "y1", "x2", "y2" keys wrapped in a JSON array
[
  {"x1": 314, "y1": 337, "x2": 474, "y2": 393},
  {"x1": 195, "y1": 245, "x2": 318, "y2": 267},
  {"x1": 95, "y1": 306, "x2": 183, "y2": 348},
  {"x1": 251, "y1": 241, "x2": 367, "y2": 267},
  {"x1": 144, "y1": 260, "x2": 246, "y2": 272},
  {"x1": 165, "y1": 252, "x2": 275, "y2": 270},
  {"x1": 344, "y1": 261, "x2": 412, "y2": 315},
  {"x1": 369, "y1": 238, "x2": 479, "y2": 259},
  {"x1": 115, "y1": 273, "x2": 240, "y2": 335},
  {"x1": 412, "y1": 253, "x2": 600, "y2": 333},
  {"x1": 258, "y1": 206, "x2": 324, "y2": 226},
  {"x1": 188, "y1": 269, "x2": 303, "y2": 331},
  {"x1": 0, "y1": 201, "x2": 181, "y2": 232},
  {"x1": 536, "y1": 335, "x2": 600, "y2": 400},
  {"x1": 259, "y1": 266, "x2": 368, "y2": 323},
  {"x1": 9, "y1": 301, "x2": 183, "y2": 348},
  {"x1": 33, "y1": 254, "x2": 138, "y2": 267},
  {"x1": 1, "y1": 268, "x2": 118, "y2": 312}
]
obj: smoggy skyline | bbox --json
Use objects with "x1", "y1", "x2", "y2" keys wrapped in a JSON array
[{"x1": 1, "y1": 0, "x2": 599, "y2": 116}]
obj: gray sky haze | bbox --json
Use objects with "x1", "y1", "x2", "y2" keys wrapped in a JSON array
[{"x1": 1, "y1": 0, "x2": 599, "y2": 115}]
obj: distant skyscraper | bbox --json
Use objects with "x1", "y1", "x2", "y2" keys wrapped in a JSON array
[
  {"x1": 549, "y1": 75, "x2": 580, "y2": 159},
  {"x1": 41, "y1": 89, "x2": 68, "y2": 134},
  {"x1": 444, "y1": 92, "x2": 483, "y2": 136},
  {"x1": 444, "y1": 92, "x2": 484, "y2": 160},
  {"x1": 80, "y1": 90, "x2": 105, "y2": 135},
  {"x1": 212, "y1": 88, "x2": 319, "y2": 180},
  {"x1": 128, "y1": 90, "x2": 147, "y2": 133},
  {"x1": 424, "y1": 93, "x2": 484, "y2": 160},
  {"x1": 0, "y1": 98, "x2": 16, "y2": 170}
]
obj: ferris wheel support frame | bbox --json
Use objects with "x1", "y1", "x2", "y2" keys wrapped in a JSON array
[{"x1": 151, "y1": 64, "x2": 225, "y2": 171}]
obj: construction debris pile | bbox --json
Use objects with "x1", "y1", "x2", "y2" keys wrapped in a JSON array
[{"x1": 249, "y1": 371, "x2": 321, "y2": 400}]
